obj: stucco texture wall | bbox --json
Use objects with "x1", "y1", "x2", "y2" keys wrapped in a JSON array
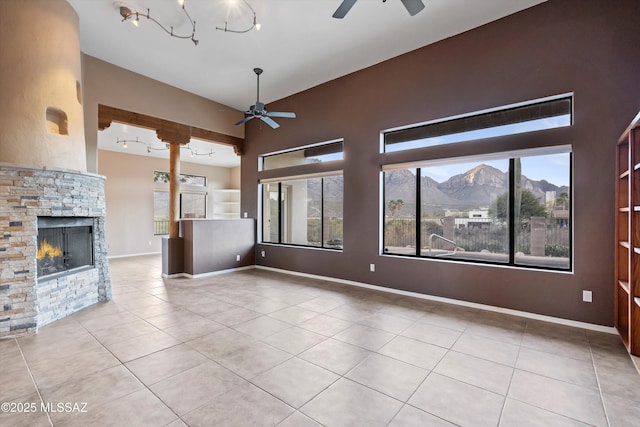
[
  {"x1": 0, "y1": 0, "x2": 86, "y2": 171},
  {"x1": 99, "y1": 150, "x2": 235, "y2": 257},
  {"x1": 82, "y1": 54, "x2": 244, "y2": 174}
]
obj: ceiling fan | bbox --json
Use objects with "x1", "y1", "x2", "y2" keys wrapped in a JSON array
[
  {"x1": 333, "y1": 0, "x2": 425, "y2": 18},
  {"x1": 235, "y1": 68, "x2": 296, "y2": 129}
]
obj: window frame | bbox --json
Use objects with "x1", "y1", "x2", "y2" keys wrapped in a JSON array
[
  {"x1": 179, "y1": 192, "x2": 207, "y2": 219},
  {"x1": 153, "y1": 169, "x2": 209, "y2": 235},
  {"x1": 382, "y1": 152, "x2": 572, "y2": 271},
  {"x1": 380, "y1": 97, "x2": 574, "y2": 272},
  {"x1": 259, "y1": 139, "x2": 344, "y2": 172},
  {"x1": 382, "y1": 93, "x2": 573, "y2": 153},
  {"x1": 259, "y1": 172, "x2": 344, "y2": 251}
]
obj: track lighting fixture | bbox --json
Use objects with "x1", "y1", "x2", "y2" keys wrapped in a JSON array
[
  {"x1": 215, "y1": 0, "x2": 261, "y2": 34},
  {"x1": 115, "y1": 138, "x2": 214, "y2": 158},
  {"x1": 118, "y1": 1, "x2": 199, "y2": 45}
]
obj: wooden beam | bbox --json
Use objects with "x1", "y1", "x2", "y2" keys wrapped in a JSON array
[
  {"x1": 98, "y1": 104, "x2": 243, "y2": 154},
  {"x1": 157, "y1": 125, "x2": 191, "y2": 146}
]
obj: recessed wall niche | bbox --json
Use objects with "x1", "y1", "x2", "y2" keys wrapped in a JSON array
[
  {"x1": 76, "y1": 80, "x2": 82, "y2": 105},
  {"x1": 46, "y1": 107, "x2": 69, "y2": 135}
]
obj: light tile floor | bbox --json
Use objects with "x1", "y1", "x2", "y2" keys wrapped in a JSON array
[{"x1": 1, "y1": 254, "x2": 640, "y2": 426}]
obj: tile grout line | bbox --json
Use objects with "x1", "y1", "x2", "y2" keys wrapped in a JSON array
[
  {"x1": 393, "y1": 327, "x2": 456, "y2": 425},
  {"x1": 496, "y1": 322, "x2": 525, "y2": 426},
  {"x1": 504, "y1": 324, "x2": 606, "y2": 425},
  {"x1": 76, "y1": 306, "x2": 186, "y2": 425},
  {"x1": 589, "y1": 340, "x2": 612, "y2": 427},
  {"x1": 15, "y1": 338, "x2": 54, "y2": 427}
]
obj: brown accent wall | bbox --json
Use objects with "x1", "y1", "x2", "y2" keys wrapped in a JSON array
[
  {"x1": 182, "y1": 219, "x2": 256, "y2": 275},
  {"x1": 242, "y1": 0, "x2": 640, "y2": 326}
]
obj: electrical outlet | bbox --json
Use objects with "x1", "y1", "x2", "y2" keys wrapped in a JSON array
[
  {"x1": 243, "y1": 212, "x2": 248, "y2": 218},
  {"x1": 261, "y1": 250, "x2": 266, "y2": 257},
  {"x1": 583, "y1": 290, "x2": 592, "y2": 303},
  {"x1": 370, "y1": 263, "x2": 375, "y2": 272},
  {"x1": 236, "y1": 254, "x2": 241, "y2": 261}
]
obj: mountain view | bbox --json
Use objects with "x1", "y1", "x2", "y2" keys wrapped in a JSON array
[
  {"x1": 387, "y1": 164, "x2": 569, "y2": 215},
  {"x1": 307, "y1": 165, "x2": 569, "y2": 217}
]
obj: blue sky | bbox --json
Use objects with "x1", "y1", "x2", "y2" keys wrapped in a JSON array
[
  {"x1": 390, "y1": 114, "x2": 571, "y2": 187},
  {"x1": 419, "y1": 153, "x2": 570, "y2": 187},
  {"x1": 308, "y1": 115, "x2": 571, "y2": 187}
]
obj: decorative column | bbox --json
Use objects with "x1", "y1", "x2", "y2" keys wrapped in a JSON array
[
  {"x1": 157, "y1": 126, "x2": 190, "y2": 276},
  {"x1": 169, "y1": 143, "x2": 181, "y2": 238}
]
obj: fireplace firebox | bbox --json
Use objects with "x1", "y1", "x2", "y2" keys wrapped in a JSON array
[{"x1": 37, "y1": 217, "x2": 94, "y2": 280}]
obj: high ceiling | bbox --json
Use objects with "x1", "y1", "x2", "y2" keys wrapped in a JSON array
[{"x1": 68, "y1": 0, "x2": 545, "y2": 167}]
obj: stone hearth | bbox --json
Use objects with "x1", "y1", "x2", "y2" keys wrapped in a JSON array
[{"x1": 0, "y1": 163, "x2": 111, "y2": 336}]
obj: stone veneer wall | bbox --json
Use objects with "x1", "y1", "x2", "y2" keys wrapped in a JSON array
[{"x1": 0, "y1": 163, "x2": 111, "y2": 337}]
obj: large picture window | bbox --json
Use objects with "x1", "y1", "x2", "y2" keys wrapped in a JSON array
[
  {"x1": 382, "y1": 95, "x2": 572, "y2": 270},
  {"x1": 261, "y1": 174, "x2": 343, "y2": 249},
  {"x1": 383, "y1": 148, "x2": 571, "y2": 270}
]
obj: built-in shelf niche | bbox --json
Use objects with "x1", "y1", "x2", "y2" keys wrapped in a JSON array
[
  {"x1": 615, "y1": 110, "x2": 640, "y2": 356},
  {"x1": 45, "y1": 107, "x2": 68, "y2": 135},
  {"x1": 212, "y1": 189, "x2": 240, "y2": 219}
]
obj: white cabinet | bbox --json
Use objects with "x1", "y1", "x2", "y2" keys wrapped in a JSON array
[{"x1": 212, "y1": 189, "x2": 240, "y2": 219}]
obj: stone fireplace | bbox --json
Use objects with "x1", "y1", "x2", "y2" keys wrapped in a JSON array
[
  {"x1": 0, "y1": 0, "x2": 111, "y2": 336},
  {"x1": 0, "y1": 165, "x2": 111, "y2": 336}
]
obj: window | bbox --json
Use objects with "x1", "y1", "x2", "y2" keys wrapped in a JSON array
[
  {"x1": 383, "y1": 148, "x2": 571, "y2": 270},
  {"x1": 153, "y1": 171, "x2": 208, "y2": 235},
  {"x1": 381, "y1": 95, "x2": 572, "y2": 270},
  {"x1": 180, "y1": 193, "x2": 206, "y2": 219},
  {"x1": 260, "y1": 140, "x2": 343, "y2": 171},
  {"x1": 153, "y1": 171, "x2": 207, "y2": 187},
  {"x1": 384, "y1": 95, "x2": 572, "y2": 152},
  {"x1": 153, "y1": 191, "x2": 170, "y2": 235},
  {"x1": 260, "y1": 140, "x2": 344, "y2": 249},
  {"x1": 384, "y1": 168, "x2": 417, "y2": 255},
  {"x1": 261, "y1": 174, "x2": 343, "y2": 249},
  {"x1": 262, "y1": 183, "x2": 280, "y2": 243},
  {"x1": 515, "y1": 152, "x2": 571, "y2": 269}
]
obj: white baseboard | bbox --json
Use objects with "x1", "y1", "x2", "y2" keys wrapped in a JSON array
[
  {"x1": 108, "y1": 251, "x2": 161, "y2": 260},
  {"x1": 256, "y1": 265, "x2": 617, "y2": 334},
  {"x1": 162, "y1": 265, "x2": 254, "y2": 279}
]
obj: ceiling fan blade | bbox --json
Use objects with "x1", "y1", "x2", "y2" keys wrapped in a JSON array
[
  {"x1": 400, "y1": 0, "x2": 425, "y2": 16},
  {"x1": 260, "y1": 116, "x2": 280, "y2": 129},
  {"x1": 235, "y1": 116, "x2": 255, "y2": 126},
  {"x1": 267, "y1": 111, "x2": 296, "y2": 119},
  {"x1": 333, "y1": 0, "x2": 357, "y2": 18}
]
